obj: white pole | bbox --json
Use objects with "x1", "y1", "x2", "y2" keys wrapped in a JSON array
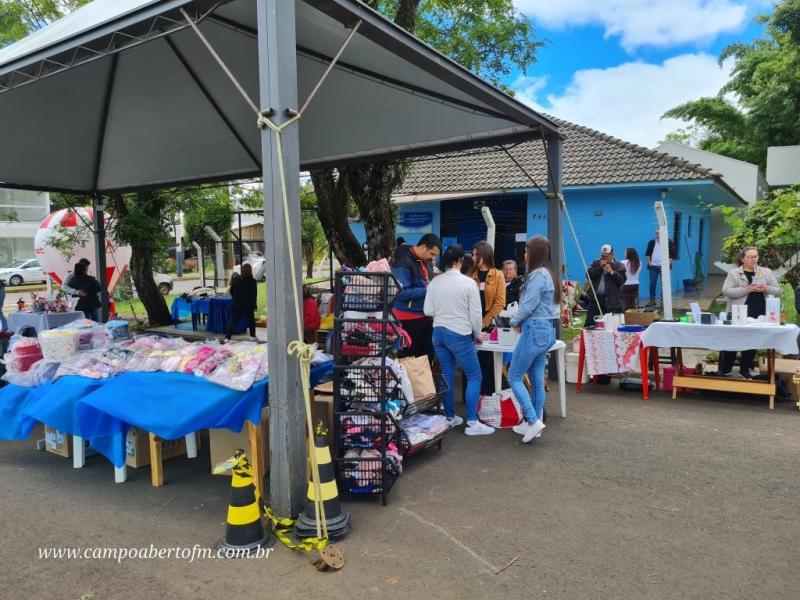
[
  {"x1": 481, "y1": 206, "x2": 496, "y2": 249},
  {"x1": 191, "y1": 241, "x2": 205, "y2": 288},
  {"x1": 203, "y1": 226, "x2": 224, "y2": 288},
  {"x1": 654, "y1": 201, "x2": 673, "y2": 320},
  {"x1": 46, "y1": 274, "x2": 52, "y2": 297}
]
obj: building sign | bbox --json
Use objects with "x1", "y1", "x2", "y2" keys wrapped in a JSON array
[{"x1": 397, "y1": 211, "x2": 433, "y2": 233}]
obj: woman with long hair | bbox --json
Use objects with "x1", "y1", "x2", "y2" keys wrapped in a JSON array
[
  {"x1": 470, "y1": 240, "x2": 506, "y2": 394},
  {"x1": 71, "y1": 261, "x2": 101, "y2": 320},
  {"x1": 508, "y1": 236, "x2": 561, "y2": 443},
  {"x1": 226, "y1": 262, "x2": 257, "y2": 340},
  {"x1": 424, "y1": 245, "x2": 493, "y2": 435},
  {"x1": 621, "y1": 247, "x2": 642, "y2": 311}
]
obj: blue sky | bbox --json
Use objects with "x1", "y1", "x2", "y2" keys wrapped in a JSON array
[{"x1": 505, "y1": 0, "x2": 772, "y2": 147}]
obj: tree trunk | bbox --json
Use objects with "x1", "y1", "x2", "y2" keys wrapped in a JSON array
[
  {"x1": 304, "y1": 243, "x2": 314, "y2": 278},
  {"x1": 342, "y1": 163, "x2": 403, "y2": 261},
  {"x1": 130, "y1": 248, "x2": 173, "y2": 326},
  {"x1": 311, "y1": 169, "x2": 367, "y2": 267},
  {"x1": 112, "y1": 194, "x2": 173, "y2": 327}
]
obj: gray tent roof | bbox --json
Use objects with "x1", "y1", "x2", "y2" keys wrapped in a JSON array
[{"x1": 0, "y1": 0, "x2": 560, "y2": 193}]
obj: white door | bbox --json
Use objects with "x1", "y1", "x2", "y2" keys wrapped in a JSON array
[{"x1": 24, "y1": 260, "x2": 45, "y2": 282}]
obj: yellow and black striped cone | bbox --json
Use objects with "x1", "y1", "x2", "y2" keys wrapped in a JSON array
[
  {"x1": 294, "y1": 434, "x2": 352, "y2": 540},
  {"x1": 214, "y1": 449, "x2": 274, "y2": 554}
]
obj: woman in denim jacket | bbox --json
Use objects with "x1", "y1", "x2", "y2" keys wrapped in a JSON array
[{"x1": 508, "y1": 236, "x2": 561, "y2": 443}]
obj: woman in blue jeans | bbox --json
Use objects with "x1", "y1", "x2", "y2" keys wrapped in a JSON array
[
  {"x1": 424, "y1": 245, "x2": 493, "y2": 435},
  {"x1": 509, "y1": 236, "x2": 561, "y2": 443}
]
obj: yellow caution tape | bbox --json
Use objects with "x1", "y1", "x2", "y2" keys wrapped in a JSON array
[{"x1": 264, "y1": 507, "x2": 328, "y2": 552}]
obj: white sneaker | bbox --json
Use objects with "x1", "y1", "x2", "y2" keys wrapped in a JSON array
[
  {"x1": 512, "y1": 423, "x2": 526, "y2": 434},
  {"x1": 522, "y1": 420, "x2": 545, "y2": 443},
  {"x1": 446, "y1": 415, "x2": 463, "y2": 428},
  {"x1": 465, "y1": 421, "x2": 495, "y2": 436}
]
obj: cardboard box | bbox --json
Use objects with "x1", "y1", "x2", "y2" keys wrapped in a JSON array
[
  {"x1": 125, "y1": 428, "x2": 193, "y2": 469},
  {"x1": 624, "y1": 310, "x2": 660, "y2": 327},
  {"x1": 209, "y1": 409, "x2": 269, "y2": 477},
  {"x1": 44, "y1": 425, "x2": 72, "y2": 458}
]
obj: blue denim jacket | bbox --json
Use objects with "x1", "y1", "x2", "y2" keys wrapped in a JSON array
[{"x1": 510, "y1": 267, "x2": 558, "y2": 326}]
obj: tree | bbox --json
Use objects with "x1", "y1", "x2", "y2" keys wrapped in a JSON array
[
  {"x1": 311, "y1": 0, "x2": 543, "y2": 266},
  {"x1": 1, "y1": 0, "x2": 89, "y2": 46},
  {"x1": 662, "y1": 0, "x2": 800, "y2": 168},
  {"x1": 720, "y1": 186, "x2": 800, "y2": 287},
  {"x1": 299, "y1": 185, "x2": 329, "y2": 278}
]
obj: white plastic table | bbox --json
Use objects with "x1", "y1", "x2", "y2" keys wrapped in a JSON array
[
  {"x1": 475, "y1": 339, "x2": 567, "y2": 417},
  {"x1": 71, "y1": 432, "x2": 198, "y2": 483}
]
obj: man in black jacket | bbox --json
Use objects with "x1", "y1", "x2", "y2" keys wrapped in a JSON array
[
  {"x1": 584, "y1": 244, "x2": 626, "y2": 327},
  {"x1": 391, "y1": 234, "x2": 441, "y2": 359},
  {"x1": 502, "y1": 260, "x2": 523, "y2": 306},
  {"x1": 644, "y1": 230, "x2": 677, "y2": 307}
]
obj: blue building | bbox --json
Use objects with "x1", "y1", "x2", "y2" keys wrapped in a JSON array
[{"x1": 350, "y1": 118, "x2": 745, "y2": 299}]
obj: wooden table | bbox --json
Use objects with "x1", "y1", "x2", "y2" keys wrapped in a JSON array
[{"x1": 641, "y1": 322, "x2": 800, "y2": 410}]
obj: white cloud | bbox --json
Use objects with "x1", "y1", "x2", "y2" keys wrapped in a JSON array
[
  {"x1": 515, "y1": 0, "x2": 766, "y2": 50},
  {"x1": 515, "y1": 53, "x2": 733, "y2": 147}
]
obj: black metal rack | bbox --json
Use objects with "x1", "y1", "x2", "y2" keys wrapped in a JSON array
[
  {"x1": 331, "y1": 269, "x2": 449, "y2": 505},
  {"x1": 332, "y1": 270, "x2": 402, "y2": 505}
]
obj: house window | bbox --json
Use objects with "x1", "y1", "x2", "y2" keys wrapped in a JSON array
[
  {"x1": 672, "y1": 212, "x2": 682, "y2": 259},
  {"x1": 687, "y1": 215, "x2": 692, "y2": 237}
]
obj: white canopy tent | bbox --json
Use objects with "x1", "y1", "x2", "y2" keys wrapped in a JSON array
[{"x1": 0, "y1": 0, "x2": 562, "y2": 515}]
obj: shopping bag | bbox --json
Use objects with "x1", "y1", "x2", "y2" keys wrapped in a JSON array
[
  {"x1": 398, "y1": 356, "x2": 436, "y2": 400},
  {"x1": 478, "y1": 389, "x2": 522, "y2": 428}
]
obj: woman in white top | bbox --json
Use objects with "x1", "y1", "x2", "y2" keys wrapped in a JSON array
[
  {"x1": 423, "y1": 244, "x2": 493, "y2": 436},
  {"x1": 620, "y1": 247, "x2": 642, "y2": 311}
]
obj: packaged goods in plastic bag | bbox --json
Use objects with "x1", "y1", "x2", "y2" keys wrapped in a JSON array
[
  {"x1": 1, "y1": 359, "x2": 59, "y2": 387},
  {"x1": 55, "y1": 348, "x2": 132, "y2": 380},
  {"x1": 207, "y1": 343, "x2": 268, "y2": 390}
]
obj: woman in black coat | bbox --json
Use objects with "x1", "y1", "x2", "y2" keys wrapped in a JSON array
[
  {"x1": 71, "y1": 261, "x2": 102, "y2": 320},
  {"x1": 226, "y1": 263, "x2": 257, "y2": 340}
]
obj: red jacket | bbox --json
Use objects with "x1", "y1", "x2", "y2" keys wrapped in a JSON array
[{"x1": 303, "y1": 297, "x2": 320, "y2": 330}]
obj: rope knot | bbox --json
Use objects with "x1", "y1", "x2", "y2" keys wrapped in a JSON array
[{"x1": 287, "y1": 340, "x2": 317, "y2": 366}]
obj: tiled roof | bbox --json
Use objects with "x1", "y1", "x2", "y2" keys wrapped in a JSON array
[{"x1": 399, "y1": 116, "x2": 721, "y2": 194}]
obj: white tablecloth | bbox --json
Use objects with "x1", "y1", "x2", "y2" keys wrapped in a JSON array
[
  {"x1": 641, "y1": 322, "x2": 800, "y2": 355},
  {"x1": 6, "y1": 311, "x2": 83, "y2": 334}
]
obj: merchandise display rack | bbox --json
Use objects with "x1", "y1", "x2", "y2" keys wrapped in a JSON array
[
  {"x1": 332, "y1": 270, "x2": 450, "y2": 505},
  {"x1": 332, "y1": 270, "x2": 403, "y2": 506}
]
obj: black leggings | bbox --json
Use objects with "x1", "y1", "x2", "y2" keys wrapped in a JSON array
[
  {"x1": 226, "y1": 309, "x2": 256, "y2": 339},
  {"x1": 718, "y1": 349, "x2": 757, "y2": 375}
]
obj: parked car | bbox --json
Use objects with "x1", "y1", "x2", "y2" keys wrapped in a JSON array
[
  {"x1": 232, "y1": 252, "x2": 266, "y2": 281},
  {"x1": 0, "y1": 258, "x2": 47, "y2": 287}
]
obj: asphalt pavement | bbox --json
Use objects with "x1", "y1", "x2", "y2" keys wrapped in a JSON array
[{"x1": 1, "y1": 385, "x2": 799, "y2": 599}]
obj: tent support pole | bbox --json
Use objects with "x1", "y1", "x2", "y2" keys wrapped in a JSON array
[
  {"x1": 257, "y1": 0, "x2": 305, "y2": 517},
  {"x1": 93, "y1": 194, "x2": 110, "y2": 323}
]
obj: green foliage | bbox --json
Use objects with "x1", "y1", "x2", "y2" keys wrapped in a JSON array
[
  {"x1": 721, "y1": 185, "x2": 800, "y2": 286},
  {"x1": 0, "y1": 0, "x2": 90, "y2": 47},
  {"x1": 300, "y1": 185, "x2": 328, "y2": 276},
  {"x1": 181, "y1": 186, "x2": 234, "y2": 248},
  {"x1": 411, "y1": 0, "x2": 543, "y2": 88},
  {"x1": 662, "y1": 0, "x2": 800, "y2": 168}
]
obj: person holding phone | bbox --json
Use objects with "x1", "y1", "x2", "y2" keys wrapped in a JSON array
[{"x1": 584, "y1": 244, "x2": 626, "y2": 327}]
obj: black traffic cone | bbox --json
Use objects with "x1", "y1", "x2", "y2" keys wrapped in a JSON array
[
  {"x1": 294, "y1": 433, "x2": 352, "y2": 540},
  {"x1": 214, "y1": 449, "x2": 274, "y2": 554}
]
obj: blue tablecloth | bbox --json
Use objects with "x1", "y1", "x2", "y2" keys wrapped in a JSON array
[
  {"x1": 170, "y1": 297, "x2": 192, "y2": 323},
  {"x1": 207, "y1": 296, "x2": 247, "y2": 335},
  {"x1": 0, "y1": 359, "x2": 334, "y2": 468}
]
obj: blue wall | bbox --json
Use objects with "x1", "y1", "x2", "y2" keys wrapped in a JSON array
[{"x1": 350, "y1": 187, "x2": 714, "y2": 299}]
